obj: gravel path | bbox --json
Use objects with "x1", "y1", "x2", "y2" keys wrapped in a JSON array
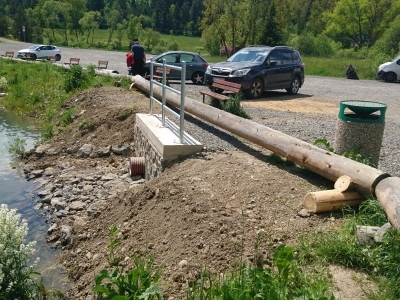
[
  {"x1": 1, "y1": 38, "x2": 399, "y2": 176},
  {"x1": 169, "y1": 79, "x2": 400, "y2": 178}
]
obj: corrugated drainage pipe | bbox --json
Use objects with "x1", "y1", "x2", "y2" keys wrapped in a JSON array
[{"x1": 129, "y1": 157, "x2": 145, "y2": 176}]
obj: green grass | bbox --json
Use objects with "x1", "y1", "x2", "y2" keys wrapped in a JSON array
[
  {"x1": 41, "y1": 28, "x2": 380, "y2": 79},
  {"x1": 297, "y1": 200, "x2": 400, "y2": 300},
  {"x1": 0, "y1": 59, "x2": 129, "y2": 139},
  {"x1": 302, "y1": 56, "x2": 377, "y2": 80}
]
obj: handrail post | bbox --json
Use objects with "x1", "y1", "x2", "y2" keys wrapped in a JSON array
[
  {"x1": 161, "y1": 59, "x2": 166, "y2": 126},
  {"x1": 179, "y1": 61, "x2": 186, "y2": 144},
  {"x1": 149, "y1": 62, "x2": 154, "y2": 115}
]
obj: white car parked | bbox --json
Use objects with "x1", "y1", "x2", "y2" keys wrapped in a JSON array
[
  {"x1": 17, "y1": 45, "x2": 61, "y2": 61},
  {"x1": 376, "y1": 54, "x2": 400, "y2": 83}
]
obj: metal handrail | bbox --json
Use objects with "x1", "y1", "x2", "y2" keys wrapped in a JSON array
[{"x1": 149, "y1": 59, "x2": 186, "y2": 144}]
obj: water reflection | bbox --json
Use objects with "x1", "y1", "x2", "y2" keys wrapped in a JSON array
[{"x1": 0, "y1": 110, "x2": 71, "y2": 293}]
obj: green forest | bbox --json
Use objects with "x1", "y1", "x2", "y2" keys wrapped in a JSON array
[{"x1": 1, "y1": 0, "x2": 400, "y2": 60}]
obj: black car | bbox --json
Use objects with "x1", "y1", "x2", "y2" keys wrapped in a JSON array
[{"x1": 204, "y1": 45, "x2": 305, "y2": 99}]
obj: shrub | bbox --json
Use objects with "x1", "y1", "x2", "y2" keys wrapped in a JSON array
[
  {"x1": 60, "y1": 108, "x2": 75, "y2": 127},
  {"x1": 209, "y1": 93, "x2": 251, "y2": 119},
  {"x1": 63, "y1": 65, "x2": 91, "y2": 92},
  {"x1": 8, "y1": 136, "x2": 26, "y2": 159},
  {"x1": 168, "y1": 39, "x2": 179, "y2": 51},
  {"x1": 0, "y1": 204, "x2": 39, "y2": 299},
  {"x1": 0, "y1": 76, "x2": 8, "y2": 92},
  {"x1": 223, "y1": 93, "x2": 251, "y2": 119}
]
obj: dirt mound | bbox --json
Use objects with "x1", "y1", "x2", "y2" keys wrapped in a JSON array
[{"x1": 23, "y1": 86, "x2": 362, "y2": 299}]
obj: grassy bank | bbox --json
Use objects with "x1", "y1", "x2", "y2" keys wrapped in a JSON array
[{"x1": 0, "y1": 59, "x2": 130, "y2": 139}]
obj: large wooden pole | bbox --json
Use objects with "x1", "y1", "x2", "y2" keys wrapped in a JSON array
[
  {"x1": 132, "y1": 76, "x2": 388, "y2": 196},
  {"x1": 375, "y1": 177, "x2": 400, "y2": 229}
]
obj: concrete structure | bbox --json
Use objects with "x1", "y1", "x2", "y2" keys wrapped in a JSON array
[{"x1": 134, "y1": 113, "x2": 203, "y2": 179}]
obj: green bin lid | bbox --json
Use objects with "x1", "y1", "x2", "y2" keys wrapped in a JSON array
[{"x1": 339, "y1": 100, "x2": 387, "y2": 123}]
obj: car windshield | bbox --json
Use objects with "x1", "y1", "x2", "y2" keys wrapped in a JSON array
[
  {"x1": 227, "y1": 49, "x2": 270, "y2": 63},
  {"x1": 28, "y1": 45, "x2": 40, "y2": 50}
]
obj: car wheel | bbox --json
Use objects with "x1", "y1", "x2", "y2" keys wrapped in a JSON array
[
  {"x1": 384, "y1": 72, "x2": 397, "y2": 83},
  {"x1": 55, "y1": 54, "x2": 61, "y2": 61},
  {"x1": 286, "y1": 77, "x2": 300, "y2": 95},
  {"x1": 30, "y1": 54, "x2": 37, "y2": 61},
  {"x1": 245, "y1": 78, "x2": 264, "y2": 99},
  {"x1": 191, "y1": 71, "x2": 204, "y2": 85}
]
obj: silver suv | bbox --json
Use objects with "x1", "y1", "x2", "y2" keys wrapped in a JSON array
[{"x1": 205, "y1": 45, "x2": 305, "y2": 99}]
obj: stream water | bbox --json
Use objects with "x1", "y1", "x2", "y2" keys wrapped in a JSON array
[{"x1": 0, "y1": 110, "x2": 71, "y2": 294}]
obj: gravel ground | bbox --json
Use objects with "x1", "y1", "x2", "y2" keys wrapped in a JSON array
[
  {"x1": 168, "y1": 79, "x2": 400, "y2": 178},
  {"x1": 1, "y1": 38, "x2": 399, "y2": 176}
]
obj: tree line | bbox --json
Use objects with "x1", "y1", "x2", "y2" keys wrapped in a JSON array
[{"x1": 0, "y1": 0, "x2": 399, "y2": 58}]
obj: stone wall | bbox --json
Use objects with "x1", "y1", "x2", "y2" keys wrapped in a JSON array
[{"x1": 134, "y1": 124, "x2": 170, "y2": 180}]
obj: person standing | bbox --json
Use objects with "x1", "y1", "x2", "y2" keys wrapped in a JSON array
[{"x1": 130, "y1": 37, "x2": 146, "y2": 76}]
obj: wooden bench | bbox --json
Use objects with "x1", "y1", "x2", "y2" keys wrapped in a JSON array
[
  {"x1": 97, "y1": 60, "x2": 108, "y2": 69},
  {"x1": 147, "y1": 67, "x2": 171, "y2": 82},
  {"x1": 47, "y1": 56, "x2": 57, "y2": 63},
  {"x1": 200, "y1": 78, "x2": 242, "y2": 103},
  {"x1": 64, "y1": 57, "x2": 80, "y2": 65},
  {"x1": 1, "y1": 51, "x2": 14, "y2": 58}
]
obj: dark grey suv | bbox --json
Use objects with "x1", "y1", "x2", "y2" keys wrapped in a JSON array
[{"x1": 204, "y1": 45, "x2": 305, "y2": 99}]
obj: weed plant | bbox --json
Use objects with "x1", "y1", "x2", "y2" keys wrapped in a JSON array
[
  {"x1": 93, "y1": 225, "x2": 164, "y2": 299},
  {"x1": 187, "y1": 245, "x2": 335, "y2": 299},
  {"x1": 8, "y1": 136, "x2": 27, "y2": 159},
  {"x1": 209, "y1": 93, "x2": 251, "y2": 119},
  {"x1": 313, "y1": 138, "x2": 375, "y2": 167},
  {"x1": 0, "y1": 204, "x2": 63, "y2": 299}
]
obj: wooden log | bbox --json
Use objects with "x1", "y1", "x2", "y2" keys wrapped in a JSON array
[
  {"x1": 334, "y1": 175, "x2": 356, "y2": 192},
  {"x1": 304, "y1": 190, "x2": 365, "y2": 213},
  {"x1": 131, "y1": 76, "x2": 389, "y2": 196},
  {"x1": 375, "y1": 177, "x2": 400, "y2": 229}
]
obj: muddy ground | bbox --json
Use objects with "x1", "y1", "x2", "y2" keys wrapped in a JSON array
[{"x1": 23, "y1": 86, "x2": 374, "y2": 300}]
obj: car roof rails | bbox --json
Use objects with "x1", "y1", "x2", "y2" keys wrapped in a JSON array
[{"x1": 247, "y1": 45, "x2": 270, "y2": 47}]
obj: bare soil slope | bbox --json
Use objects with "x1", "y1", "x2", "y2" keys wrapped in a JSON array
[{"x1": 24, "y1": 86, "x2": 368, "y2": 300}]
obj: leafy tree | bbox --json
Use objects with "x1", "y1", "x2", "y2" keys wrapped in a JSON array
[
  {"x1": 373, "y1": 15, "x2": 400, "y2": 56},
  {"x1": 140, "y1": 27, "x2": 161, "y2": 52},
  {"x1": 87, "y1": 0, "x2": 104, "y2": 12},
  {"x1": 257, "y1": 0, "x2": 282, "y2": 46},
  {"x1": 79, "y1": 10, "x2": 101, "y2": 44},
  {"x1": 104, "y1": 2, "x2": 121, "y2": 46},
  {"x1": 63, "y1": 0, "x2": 86, "y2": 40},
  {"x1": 306, "y1": 0, "x2": 336, "y2": 35},
  {"x1": 39, "y1": 0, "x2": 62, "y2": 41},
  {"x1": 325, "y1": 0, "x2": 400, "y2": 48},
  {"x1": 115, "y1": 19, "x2": 127, "y2": 49},
  {"x1": 0, "y1": 12, "x2": 8, "y2": 36},
  {"x1": 189, "y1": 0, "x2": 203, "y2": 36}
]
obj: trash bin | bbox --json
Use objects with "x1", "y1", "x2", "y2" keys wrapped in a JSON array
[{"x1": 334, "y1": 100, "x2": 387, "y2": 167}]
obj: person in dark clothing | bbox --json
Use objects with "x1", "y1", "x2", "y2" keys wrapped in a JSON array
[{"x1": 130, "y1": 37, "x2": 146, "y2": 77}]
